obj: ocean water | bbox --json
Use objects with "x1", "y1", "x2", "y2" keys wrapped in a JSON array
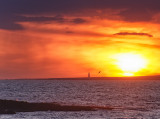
[{"x1": 0, "y1": 79, "x2": 159, "y2": 119}]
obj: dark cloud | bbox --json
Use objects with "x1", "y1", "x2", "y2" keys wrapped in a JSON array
[
  {"x1": 17, "y1": 16, "x2": 87, "y2": 24},
  {"x1": 0, "y1": 14, "x2": 87, "y2": 30},
  {"x1": 17, "y1": 15, "x2": 66, "y2": 23},
  {"x1": 72, "y1": 18, "x2": 87, "y2": 24},
  {"x1": 1, "y1": 0, "x2": 160, "y2": 30},
  {"x1": 0, "y1": 15, "x2": 66, "y2": 30},
  {"x1": 114, "y1": 32, "x2": 153, "y2": 37}
]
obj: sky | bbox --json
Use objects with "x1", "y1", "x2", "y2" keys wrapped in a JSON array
[{"x1": 1, "y1": 0, "x2": 160, "y2": 79}]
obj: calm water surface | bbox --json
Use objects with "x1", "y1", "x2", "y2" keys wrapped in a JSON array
[{"x1": 0, "y1": 79, "x2": 159, "y2": 119}]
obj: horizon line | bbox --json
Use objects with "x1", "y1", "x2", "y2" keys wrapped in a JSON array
[{"x1": 1, "y1": 75, "x2": 160, "y2": 80}]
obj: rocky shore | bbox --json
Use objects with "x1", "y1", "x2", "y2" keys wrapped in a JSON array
[{"x1": 0, "y1": 99, "x2": 114, "y2": 114}]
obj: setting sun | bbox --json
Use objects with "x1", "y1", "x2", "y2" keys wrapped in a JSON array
[{"x1": 115, "y1": 53, "x2": 147, "y2": 76}]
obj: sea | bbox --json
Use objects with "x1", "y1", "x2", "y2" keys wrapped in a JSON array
[{"x1": 0, "y1": 79, "x2": 159, "y2": 119}]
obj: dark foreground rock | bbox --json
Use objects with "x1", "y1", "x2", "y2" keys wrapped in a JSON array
[{"x1": 0, "y1": 99, "x2": 114, "y2": 114}]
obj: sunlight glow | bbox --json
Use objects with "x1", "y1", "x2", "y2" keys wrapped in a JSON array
[
  {"x1": 124, "y1": 72, "x2": 134, "y2": 76},
  {"x1": 115, "y1": 53, "x2": 147, "y2": 76}
]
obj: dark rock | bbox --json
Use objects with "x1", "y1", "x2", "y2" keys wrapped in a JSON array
[
  {"x1": 0, "y1": 99, "x2": 114, "y2": 114},
  {"x1": 0, "y1": 109, "x2": 16, "y2": 114}
]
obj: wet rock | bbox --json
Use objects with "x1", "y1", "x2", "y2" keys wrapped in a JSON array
[{"x1": 0, "y1": 99, "x2": 114, "y2": 114}]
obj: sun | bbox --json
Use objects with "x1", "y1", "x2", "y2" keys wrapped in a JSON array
[{"x1": 115, "y1": 53, "x2": 147, "y2": 76}]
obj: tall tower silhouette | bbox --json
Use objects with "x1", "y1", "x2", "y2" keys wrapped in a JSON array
[{"x1": 88, "y1": 72, "x2": 90, "y2": 78}]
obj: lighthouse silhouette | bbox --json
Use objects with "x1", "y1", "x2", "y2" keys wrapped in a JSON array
[{"x1": 88, "y1": 72, "x2": 90, "y2": 78}]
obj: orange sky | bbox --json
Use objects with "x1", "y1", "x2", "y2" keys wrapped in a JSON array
[
  {"x1": 1, "y1": 1, "x2": 160, "y2": 79},
  {"x1": 1, "y1": 18, "x2": 160, "y2": 78}
]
